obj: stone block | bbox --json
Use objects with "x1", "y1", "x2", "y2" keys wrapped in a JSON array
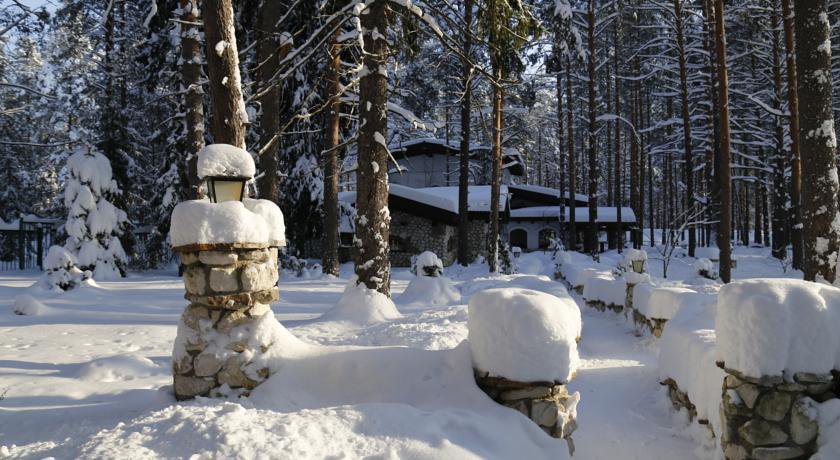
[
  {"x1": 252, "y1": 288, "x2": 280, "y2": 304},
  {"x1": 180, "y1": 252, "x2": 199, "y2": 265},
  {"x1": 531, "y1": 400, "x2": 560, "y2": 427},
  {"x1": 199, "y1": 250, "x2": 238, "y2": 266},
  {"x1": 790, "y1": 398, "x2": 818, "y2": 445},
  {"x1": 241, "y1": 263, "x2": 277, "y2": 292},
  {"x1": 188, "y1": 292, "x2": 253, "y2": 310},
  {"x1": 500, "y1": 386, "x2": 552, "y2": 401},
  {"x1": 725, "y1": 374, "x2": 743, "y2": 389},
  {"x1": 736, "y1": 382, "x2": 761, "y2": 409},
  {"x1": 240, "y1": 249, "x2": 269, "y2": 262},
  {"x1": 183, "y1": 266, "x2": 208, "y2": 295},
  {"x1": 216, "y1": 310, "x2": 249, "y2": 334},
  {"x1": 755, "y1": 391, "x2": 791, "y2": 422},
  {"x1": 193, "y1": 351, "x2": 223, "y2": 377},
  {"x1": 751, "y1": 446, "x2": 804, "y2": 460},
  {"x1": 739, "y1": 420, "x2": 788, "y2": 446},
  {"x1": 173, "y1": 354, "x2": 193, "y2": 375},
  {"x1": 181, "y1": 305, "x2": 208, "y2": 330},
  {"x1": 723, "y1": 443, "x2": 749, "y2": 460},
  {"x1": 793, "y1": 372, "x2": 832, "y2": 384},
  {"x1": 249, "y1": 302, "x2": 271, "y2": 318},
  {"x1": 174, "y1": 374, "x2": 214, "y2": 400},
  {"x1": 217, "y1": 356, "x2": 258, "y2": 390},
  {"x1": 209, "y1": 266, "x2": 240, "y2": 293}
]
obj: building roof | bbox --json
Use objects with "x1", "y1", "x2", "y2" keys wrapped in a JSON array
[
  {"x1": 509, "y1": 206, "x2": 637, "y2": 223},
  {"x1": 508, "y1": 184, "x2": 588, "y2": 207}
]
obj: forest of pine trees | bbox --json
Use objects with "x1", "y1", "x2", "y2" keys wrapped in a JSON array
[{"x1": 4, "y1": 0, "x2": 840, "y2": 287}]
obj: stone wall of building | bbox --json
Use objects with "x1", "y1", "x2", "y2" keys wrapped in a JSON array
[
  {"x1": 474, "y1": 371, "x2": 578, "y2": 454},
  {"x1": 719, "y1": 368, "x2": 837, "y2": 460},
  {"x1": 172, "y1": 244, "x2": 280, "y2": 400}
]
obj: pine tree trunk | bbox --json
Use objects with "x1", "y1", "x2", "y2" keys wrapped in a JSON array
[
  {"x1": 614, "y1": 14, "x2": 623, "y2": 252},
  {"x1": 782, "y1": 0, "x2": 804, "y2": 270},
  {"x1": 703, "y1": 0, "x2": 719, "y2": 248},
  {"x1": 458, "y1": 0, "x2": 473, "y2": 265},
  {"x1": 566, "y1": 56, "x2": 577, "y2": 250},
  {"x1": 203, "y1": 0, "x2": 247, "y2": 149},
  {"x1": 256, "y1": 0, "x2": 287, "y2": 202},
  {"x1": 489, "y1": 62, "x2": 503, "y2": 272},
  {"x1": 714, "y1": 0, "x2": 732, "y2": 283},
  {"x1": 637, "y1": 86, "x2": 645, "y2": 247},
  {"x1": 179, "y1": 0, "x2": 205, "y2": 198},
  {"x1": 354, "y1": 0, "x2": 391, "y2": 295},
  {"x1": 674, "y1": 0, "x2": 696, "y2": 256},
  {"x1": 771, "y1": 3, "x2": 787, "y2": 259},
  {"x1": 555, "y1": 31, "x2": 566, "y2": 247},
  {"x1": 321, "y1": 28, "x2": 341, "y2": 277},
  {"x1": 585, "y1": 0, "x2": 598, "y2": 255},
  {"x1": 630, "y1": 90, "x2": 639, "y2": 249},
  {"x1": 794, "y1": 0, "x2": 840, "y2": 283}
]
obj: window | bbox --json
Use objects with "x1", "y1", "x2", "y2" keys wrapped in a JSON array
[{"x1": 509, "y1": 228, "x2": 528, "y2": 249}]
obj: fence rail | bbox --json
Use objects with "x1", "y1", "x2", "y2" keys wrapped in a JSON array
[{"x1": 0, "y1": 218, "x2": 59, "y2": 271}]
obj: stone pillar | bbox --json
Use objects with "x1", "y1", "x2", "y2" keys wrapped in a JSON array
[
  {"x1": 172, "y1": 242, "x2": 280, "y2": 400},
  {"x1": 719, "y1": 367, "x2": 838, "y2": 460},
  {"x1": 474, "y1": 371, "x2": 579, "y2": 454}
]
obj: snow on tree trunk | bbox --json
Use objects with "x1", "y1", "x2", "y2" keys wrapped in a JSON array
[
  {"x1": 179, "y1": 0, "x2": 205, "y2": 197},
  {"x1": 202, "y1": 0, "x2": 247, "y2": 149},
  {"x1": 794, "y1": 0, "x2": 840, "y2": 283},
  {"x1": 783, "y1": 0, "x2": 805, "y2": 270},
  {"x1": 354, "y1": 0, "x2": 391, "y2": 296},
  {"x1": 63, "y1": 146, "x2": 128, "y2": 280}
]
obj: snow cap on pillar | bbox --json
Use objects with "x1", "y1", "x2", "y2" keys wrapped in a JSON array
[{"x1": 197, "y1": 143, "x2": 256, "y2": 180}]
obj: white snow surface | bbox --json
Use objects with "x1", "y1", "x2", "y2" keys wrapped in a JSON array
[
  {"x1": 468, "y1": 288, "x2": 580, "y2": 382},
  {"x1": 633, "y1": 283, "x2": 712, "y2": 321},
  {"x1": 170, "y1": 199, "x2": 287, "y2": 247},
  {"x1": 11, "y1": 294, "x2": 49, "y2": 315},
  {"x1": 658, "y1": 300, "x2": 725, "y2": 437},
  {"x1": 318, "y1": 279, "x2": 402, "y2": 325},
  {"x1": 196, "y1": 143, "x2": 256, "y2": 179},
  {"x1": 582, "y1": 273, "x2": 626, "y2": 307},
  {"x1": 399, "y1": 275, "x2": 460, "y2": 307},
  {"x1": 715, "y1": 279, "x2": 840, "y2": 378},
  {"x1": 816, "y1": 399, "x2": 840, "y2": 460}
]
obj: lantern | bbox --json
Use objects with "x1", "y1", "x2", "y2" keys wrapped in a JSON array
[
  {"x1": 206, "y1": 176, "x2": 249, "y2": 203},
  {"x1": 631, "y1": 259, "x2": 645, "y2": 274}
]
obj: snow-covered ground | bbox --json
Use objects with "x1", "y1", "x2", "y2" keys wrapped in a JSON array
[{"x1": 0, "y1": 247, "x2": 787, "y2": 459}]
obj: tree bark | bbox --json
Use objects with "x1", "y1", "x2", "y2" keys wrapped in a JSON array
[
  {"x1": 458, "y1": 0, "x2": 473, "y2": 266},
  {"x1": 585, "y1": 0, "x2": 598, "y2": 255},
  {"x1": 771, "y1": 3, "x2": 787, "y2": 260},
  {"x1": 555, "y1": 29, "x2": 566, "y2": 247},
  {"x1": 614, "y1": 18, "x2": 623, "y2": 252},
  {"x1": 566, "y1": 56, "x2": 577, "y2": 250},
  {"x1": 674, "y1": 0, "x2": 696, "y2": 256},
  {"x1": 714, "y1": 0, "x2": 732, "y2": 283},
  {"x1": 354, "y1": 0, "x2": 391, "y2": 295},
  {"x1": 782, "y1": 0, "x2": 804, "y2": 270},
  {"x1": 489, "y1": 61, "x2": 503, "y2": 272},
  {"x1": 794, "y1": 0, "x2": 840, "y2": 283},
  {"x1": 179, "y1": 0, "x2": 205, "y2": 197},
  {"x1": 321, "y1": 27, "x2": 342, "y2": 277},
  {"x1": 203, "y1": 0, "x2": 247, "y2": 149},
  {"x1": 256, "y1": 0, "x2": 288, "y2": 202}
]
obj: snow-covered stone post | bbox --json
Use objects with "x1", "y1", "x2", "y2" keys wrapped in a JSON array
[
  {"x1": 169, "y1": 144, "x2": 286, "y2": 400},
  {"x1": 621, "y1": 248, "x2": 649, "y2": 309},
  {"x1": 715, "y1": 280, "x2": 839, "y2": 460},
  {"x1": 468, "y1": 288, "x2": 582, "y2": 454}
]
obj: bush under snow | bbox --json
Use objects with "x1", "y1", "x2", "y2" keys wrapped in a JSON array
[
  {"x1": 468, "y1": 288, "x2": 580, "y2": 383},
  {"x1": 36, "y1": 245, "x2": 91, "y2": 291},
  {"x1": 715, "y1": 279, "x2": 840, "y2": 378},
  {"x1": 411, "y1": 251, "x2": 443, "y2": 277}
]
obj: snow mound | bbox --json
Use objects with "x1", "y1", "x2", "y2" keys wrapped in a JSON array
[
  {"x1": 74, "y1": 354, "x2": 164, "y2": 382},
  {"x1": 815, "y1": 399, "x2": 840, "y2": 459},
  {"x1": 633, "y1": 283, "x2": 711, "y2": 321},
  {"x1": 582, "y1": 273, "x2": 626, "y2": 307},
  {"x1": 715, "y1": 279, "x2": 840, "y2": 378},
  {"x1": 398, "y1": 275, "x2": 460, "y2": 308},
  {"x1": 243, "y1": 198, "x2": 286, "y2": 246},
  {"x1": 411, "y1": 251, "x2": 444, "y2": 277},
  {"x1": 171, "y1": 200, "x2": 272, "y2": 247},
  {"x1": 468, "y1": 288, "x2": 580, "y2": 382},
  {"x1": 318, "y1": 280, "x2": 402, "y2": 325},
  {"x1": 11, "y1": 294, "x2": 49, "y2": 316},
  {"x1": 694, "y1": 246, "x2": 720, "y2": 260},
  {"x1": 196, "y1": 144, "x2": 256, "y2": 179},
  {"x1": 658, "y1": 300, "x2": 724, "y2": 436}
]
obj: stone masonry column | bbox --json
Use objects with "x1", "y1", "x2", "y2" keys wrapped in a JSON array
[{"x1": 172, "y1": 242, "x2": 280, "y2": 399}]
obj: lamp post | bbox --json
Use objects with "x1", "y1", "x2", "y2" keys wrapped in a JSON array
[
  {"x1": 631, "y1": 259, "x2": 645, "y2": 274},
  {"x1": 206, "y1": 176, "x2": 249, "y2": 203}
]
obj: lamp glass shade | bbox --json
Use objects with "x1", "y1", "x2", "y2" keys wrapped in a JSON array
[
  {"x1": 208, "y1": 177, "x2": 247, "y2": 203},
  {"x1": 631, "y1": 259, "x2": 645, "y2": 273}
]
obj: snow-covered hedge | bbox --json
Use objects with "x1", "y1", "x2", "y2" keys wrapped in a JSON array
[
  {"x1": 658, "y1": 301, "x2": 724, "y2": 435},
  {"x1": 468, "y1": 288, "x2": 580, "y2": 383},
  {"x1": 715, "y1": 279, "x2": 840, "y2": 378},
  {"x1": 632, "y1": 283, "x2": 711, "y2": 321},
  {"x1": 582, "y1": 273, "x2": 626, "y2": 307}
]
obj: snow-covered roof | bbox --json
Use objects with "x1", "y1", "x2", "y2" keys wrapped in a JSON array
[
  {"x1": 197, "y1": 144, "x2": 256, "y2": 179},
  {"x1": 508, "y1": 184, "x2": 588, "y2": 203},
  {"x1": 337, "y1": 185, "x2": 510, "y2": 214},
  {"x1": 509, "y1": 206, "x2": 637, "y2": 223}
]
